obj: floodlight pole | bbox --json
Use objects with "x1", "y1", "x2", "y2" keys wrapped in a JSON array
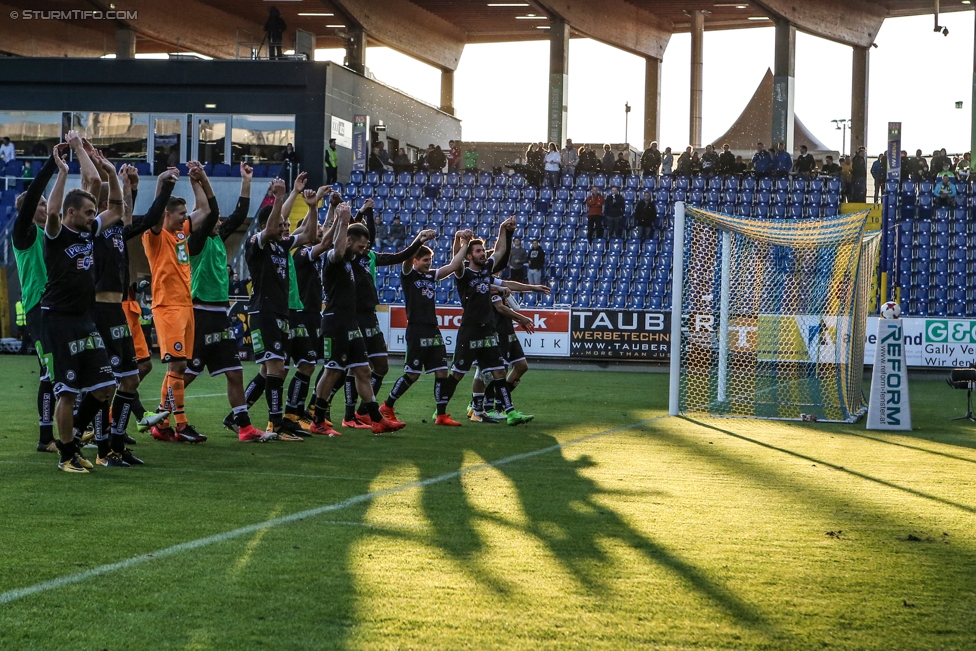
[{"x1": 669, "y1": 202, "x2": 686, "y2": 416}]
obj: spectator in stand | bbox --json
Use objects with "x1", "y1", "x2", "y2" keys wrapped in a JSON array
[
  {"x1": 934, "y1": 174, "x2": 957, "y2": 207},
  {"x1": 661, "y1": 147, "x2": 674, "y2": 176},
  {"x1": 374, "y1": 214, "x2": 391, "y2": 249},
  {"x1": 579, "y1": 145, "x2": 600, "y2": 173},
  {"x1": 851, "y1": 147, "x2": 867, "y2": 202},
  {"x1": 229, "y1": 272, "x2": 249, "y2": 297},
  {"x1": 377, "y1": 142, "x2": 390, "y2": 167},
  {"x1": 700, "y1": 144, "x2": 719, "y2": 176},
  {"x1": 911, "y1": 149, "x2": 929, "y2": 181},
  {"x1": 718, "y1": 144, "x2": 735, "y2": 175},
  {"x1": 821, "y1": 155, "x2": 840, "y2": 176},
  {"x1": 368, "y1": 145, "x2": 386, "y2": 173},
  {"x1": 601, "y1": 144, "x2": 615, "y2": 173},
  {"x1": 1, "y1": 136, "x2": 16, "y2": 163},
  {"x1": 527, "y1": 239, "x2": 545, "y2": 286},
  {"x1": 428, "y1": 145, "x2": 447, "y2": 172},
  {"x1": 794, "y1": 145, "x2": 816, "y2": 177},
  {"x1": 325, "y1": 138, "x2": 338, "y2": 184},
  {"x1": 871, "y1": 153, "x2": 887, "y2": 203},
  {"x1": 640, "y1": 141, "x2": 662, "y2": 176},
  {"x1": 586, "y1": 186, "x2": 605, "y2": 242},
  {"x1": 752, "y1": 142, "x2": 772, "y2": 177},
  {"x1": 393, "y1": 148, "x2": 411, "y2": 173},
  {"x1": 509, "y1": 237, "x2": 528, "y2": 283},
  {"x1": 464, "y1": 144, "x2": 479, "y2": 172},
  {"x1": 676, "y1": 146, "x2": 693, "y2": 175},
  {"x1": 840, "y1": 156, "x2": 853, "y2": 201},
  {"x1": 690, "y1": 151, "x2": 702, "y2": 175},
  {"x1": 931, "y1": 148, "x2": 950, "y2": 177},
  {"x1": 633, "y1": 190, "x2": 656, "y2": 240},
  {"x1": 388, "y1": 216, "x2": 407, "y2": 249},
  {"x1": 613, "y1": 152, "x2": 631, "y2": 175},
  {"x1": 773, "y1": 142, "x2": 792, "y2": 178},
  {"x1": 544, "y1": 142, "x2": 562, "y2": 187},
  {"x1": 732, "y1": 156, "x2": 746, "y2": 174},
  {"x1": 264, "y1": 7, "x2": 287, "y2": 60},
  {"x1": 561, "y1": 139, "x2": 578, "y2": 177},
  {"x1": 603, "y1": 186, "x2": 625, "y2": 240},
  {"x1": 447, "y1": 140, "x2": 461, "y2": 172},
  {"x1": 956, "y1": 152, "x2": 971, "y2": 180},
  {"x1": 526, "y1": 143, "x2": 544, "y2": 171}
]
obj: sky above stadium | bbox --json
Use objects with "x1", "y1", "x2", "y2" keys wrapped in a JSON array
[{"x1": 314, "y1": 12, "x2": 975, "y2": 156}]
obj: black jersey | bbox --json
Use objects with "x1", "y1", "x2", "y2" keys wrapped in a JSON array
[
  {"x1": 322, "y1": 248, "x2": 357, "y2": 319},
  {"x1": 41, "y1": 222, "x2": 98, "y2": 314},
  {"x1": 245, "y1": 232, "x2": 295, "y2": 314},
  {"x1": 493, "y1": 294, "x2": 516, "y2": 336},
  {"x1": 456, "y1": 257, "x2": 500, "y2": 327},
  {"x1": 352, "y1": 254, "x2": 379, "y2": 315},
  {"x1": 401, "y1": 267, "x2": 439, "y2": 326},
  {"x1": 93, "y1": 222, "x2": 129, "y2": 294},
  {"x1": 294, "y1": 245, "x2": 324, "y2": 313}
]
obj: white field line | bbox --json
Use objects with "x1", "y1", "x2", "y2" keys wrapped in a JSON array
[{"x1": 0, "y1": 416, "x2": 664, "y2": 607}]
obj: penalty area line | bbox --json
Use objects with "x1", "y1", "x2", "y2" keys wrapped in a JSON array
[{"x1": 0, "y1": 416, "x2": 663, "y2": 607}]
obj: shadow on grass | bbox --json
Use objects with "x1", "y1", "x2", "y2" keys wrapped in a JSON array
[{"x1": 685, "y1": 417, "x2": 976, "y2": 515}]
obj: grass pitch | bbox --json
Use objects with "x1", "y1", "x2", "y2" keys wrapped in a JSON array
[{"x1": 1, "y1": 355, "x2": 976, "y2": 650}]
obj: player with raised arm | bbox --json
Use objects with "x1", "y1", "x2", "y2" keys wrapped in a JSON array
[
  {"x1": 243, "y1": 175, "x2": 318, "y2": 441},
  {"x1": 484, "y1": 283, "x2": 547, "y2": 419},
  {"x1": 308, "y1": 203, "x2": 404, "y2": 436},
  {"x1": 41, "y1": 131, "x2": 125, "y2": 473},
  {"x1": 380, "y1": 229, "x2": 473, "y2": 426},
  {"x1": 143, "y1": 160, "x2": 217, "y2": 443},
  {"x1": 442, "y1": 217, "x2": 533, "y2": 426},
  {"x1": 12, "y1": 144, "x2": 64, "y2": 453},
  {"x1": 89, "y1": 159, "x2": 177, "y2": 466},
  {"x1": 283, "y1": 184, "x2": 333, "y2": 431},
  {"x1": 183, "y1": 161, "x2": 267, "y2": 443},
  {"x1": 341, "y1": 201, "x2": 435, "y2": 429}
]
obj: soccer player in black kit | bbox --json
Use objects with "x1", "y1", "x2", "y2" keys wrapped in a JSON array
[
  {"x1": 381, "y1": 229, "x2": 474, "y2": 426},
  {"x1": 308, "y1": 203, "x2": 404, "y2": 436},
  {"x1": 41, "y1": 130, "x2": 126, "y2": 473},
  {"x1": 340, "y1": 200, "x2": 436, "y2": 429},
  {"x1": 90, "y1": 160, "x2": 178, "y2": 465}
]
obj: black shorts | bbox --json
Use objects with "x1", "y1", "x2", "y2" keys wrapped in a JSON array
[
  {"x1": 248, "y1": 311, "x2": 289, "y2": 364},
  {"x1": 356, "y1": 312, "x2": 387, "y2": 358},
  {"x1": 451, "y1": 323, "x2": 505, "y2": 376},
  {"x1": 187, "y1": 307, "x2": 243, "y2": 377},
  {"x1": 41, "y1": 310, "x2": 115, "y2": 397},
  {"x1": 497, "y1": 331, "x2": 526, "y2": 365},
  {"x1": 25, "y1": 304, "x2": 49, "y2": 380},
  {"x1": 93, "y1": 302, "x2": 139, "y2": 379},
  {"x1": 302, "y1": 309, "x2": 323, "y2": 363},
  {"x1": 404, "y1": 324, "x2": 448, "y2": 375},
  {"x1": 288, "y1": 309, "x2": 318, "y2": 367},
  {"x1": 322, "y1": 313, "x2": 369, "y2": 371}
]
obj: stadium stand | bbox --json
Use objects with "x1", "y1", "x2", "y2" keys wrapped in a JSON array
[{"x1": 331, "y1": 170, "x2": 842, "y2": 311}]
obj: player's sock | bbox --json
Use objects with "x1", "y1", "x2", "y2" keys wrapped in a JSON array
[
  {"x1": 111, "y1": 390, "x2": 135, "y2": 437},
  {"x1": 266, "y1": 375, "x2": 284, "y2": 427},
  {"x1": 363, "y1": 400, "x2": 383, "y2": 423},
  {"x1": 286, "y1": 371, "x2": 311, "y2": 416},
  {"x1": 131, "y1": 390, "x2": 147, "y2": 418},
  {"x1": 38, "y1": 379, "x2": 54, "y2": 444},
  {"x1": 232, "y1": 405, "x2": 252, "y2": 428},
  {"x1": 328, "y1": 381, "x2": 342, "y2": 403},
  {"x1": 166, "y1": 372, "x2": 188, "y2": 426},
  {"x1": 312, "y1": 396, "x2": 331, "y2": 425},
  {"x1": 244, "y1": 373, "x2": 266, "y2": 408},
  {"x1": 472, "y1": 392, "x2": 485, "y2": 414},
  {"x1": 385, "y1": 375, "x2": 414, "y2": 408},
  {"x1": 370, "y1": 372, "x2": 384, "y2": 397},
  {"x1": 74, "y1": 392, "x2": 104, "y2": 432},
  {"x1": 344, "y1": 375, "x2": 358, "y2": 421},
  {"x1": 488, "y1": 379, "x2": 514, "y2": 413},
  {"x1": 434, "y1": 377, "x2": 451, "y2": 416},
  {"x1": 56, "y1": 438, "x2": 77, "y2": 463},
  {"x1": 94, "y1": 404, "x2": 110, "y2": 456}
]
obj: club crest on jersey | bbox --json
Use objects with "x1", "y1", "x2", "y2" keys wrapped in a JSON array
[
  {"x1": 176, "y1": 232, "x2": 186, "y2": 241},
  {"x1": 174, "y1": 342, "x2": 183, "y2": 352}
]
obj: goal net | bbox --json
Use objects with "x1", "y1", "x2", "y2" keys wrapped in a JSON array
[{"x1": 668, "y1": 203, "x2": 880, "y2": 423}]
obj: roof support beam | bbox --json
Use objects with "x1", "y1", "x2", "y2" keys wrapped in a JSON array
[
  {"x1": 84, "y1": 0, "x2": 260, "y2": 59},
  {"x1": 328, "y1": 0, "x2": 465, "y2": 71},
  {"x1": 752, "y1": 0, "x2": 885, "y2": 48},
  {"x1": 534, "y1": 0, "x2": 671, "y2": 59}
]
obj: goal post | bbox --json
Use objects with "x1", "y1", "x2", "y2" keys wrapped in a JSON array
[{"x1": 669, "y1": 202, "x2": 879, "y2": 423}]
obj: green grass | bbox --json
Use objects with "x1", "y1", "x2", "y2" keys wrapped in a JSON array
[{"x1": 2, "y1": 355, "x2": 976, "y2": 650}]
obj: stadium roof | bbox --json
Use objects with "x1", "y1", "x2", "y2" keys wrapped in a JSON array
[{"x1": 1, "y1": 1, "x2": 972, "y2": 65}]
